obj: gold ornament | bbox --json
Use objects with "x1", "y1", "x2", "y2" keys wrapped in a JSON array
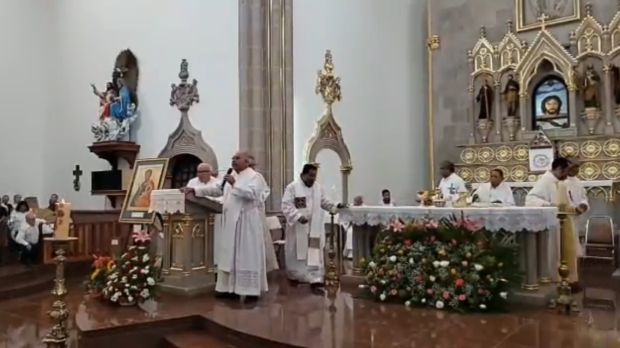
[
  {"x1": 603, "y1": 139, "x2": 620, "y2": 158},
  {"x1": 602, "y1": 162, "x2": 620, "y2": 180},
  {"x1": 474, "y1": 167, "x2": 491, "y2": 183},
  {"x1": 560, "y1": 142, "x2": 579, "y2": 157},
  {"x1": 513, "y1": 145, "x2": 529, "y2": 161},
  {"x1": 460, "y1": 148, "x2": 477, "y2": 163},
  {"x1": 578, "y1": 162, "x2": 601, "y2": 181},
  {"x1": 457, "y1": 168, "x2": 474, "y2": 183},
  {"x1": 527, "y1": 174, "x2": 538, "y2": 182},
  {"x1": 580, "y1": 140, "x2": 602, "y2": 159},
  {"x1": 510, "y1": 165, "x2": 528, "y2": 182},
  {"x1": 495, "y1": 146, "x2": 512, "y2": 162},
  {"x1": 477, "y1": 147, "x2": 494, "y2": 163}
]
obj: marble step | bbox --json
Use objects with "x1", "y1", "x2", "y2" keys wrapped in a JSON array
[{"x1": 164, "y1": 331, "x2": 237, "y2": 348}]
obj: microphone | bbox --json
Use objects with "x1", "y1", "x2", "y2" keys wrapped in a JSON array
[{"x1": 221, "y1": 168, "x2": 233, "y2": 190}]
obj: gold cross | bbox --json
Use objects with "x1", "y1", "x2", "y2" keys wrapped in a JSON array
[{"x1": 538, "y1": 13, "x2": 549, "y2": 30}]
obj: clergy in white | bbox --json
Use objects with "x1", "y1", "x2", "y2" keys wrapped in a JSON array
[
  {"x1": 184, "y1": 151, "x2": 267, "y2": 302},
  {"x1": 343, "y1": 196, "x2": 364, "y2": 259},
  {"x1": 525, "y1": 157, "x2": 586, "y2": 287},
  {"x1": 282, "y1": 164, "x2": 343, "y2": 289},
  {"x1": 438, "y1": 161, "x2": 468, "y2": 206},
  {"x1": 473, "y1": 169, "x2": 515, "y2": 206},
  {"x1": 565, "y1": 159, "x2": 588, "y2": 257},
  {"x1": 248, "y1": 155, "x2": 279, "y2": 273}
]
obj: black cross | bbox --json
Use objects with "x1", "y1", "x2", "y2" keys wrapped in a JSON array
[{"x1": 73, "y1": 165, "x2": 83, "y2": 192}]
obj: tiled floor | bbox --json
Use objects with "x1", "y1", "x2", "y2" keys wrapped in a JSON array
[{"x1": 1, "y1": 274, "x2": 620, "y2": 347}]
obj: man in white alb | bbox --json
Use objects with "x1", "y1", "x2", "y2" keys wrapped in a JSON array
[
  {"x1": 473, "y1": 169, "x2": 515, "y2": 205},
  {"x1": 187, "y1": 163, "x2": 218, "y2": 189},
  {"x1": 437, "y1": 161, "x2": 468, "y2": 206},
  {"x1": 183, "y1": 151, "x2": 267, "y2": 302},
  {"x1": 526, "y1": 157, "x2": 586, "y2": 290},
  {"x1": 282, "y1": 164, "x2": 344, "y2": 290},
  {"x1": 248, "y1": 155, "x2": 279, "y2": 273},
  {"x1": 380, "y1": 189, "x2": 395, "y2": 206},
  {"x1": 564, "y1": 158, "x2": 588, "y2": 257},
  {"x1": 343, "y1": 195, "x2": 364, "y2": 259}
]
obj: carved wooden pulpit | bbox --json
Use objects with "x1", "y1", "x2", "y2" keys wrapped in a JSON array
[{"x1": 150, "y1": 189, "x2": 222, "y2": 296}]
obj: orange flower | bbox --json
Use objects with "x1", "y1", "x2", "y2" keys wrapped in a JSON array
[{"x1": 455, "y1": 279, "x2": 464, "y2": 287}]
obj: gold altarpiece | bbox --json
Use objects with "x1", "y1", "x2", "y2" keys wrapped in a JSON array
[{"x1": 457, "y1": 4, "x2": 620, "y2": 219}]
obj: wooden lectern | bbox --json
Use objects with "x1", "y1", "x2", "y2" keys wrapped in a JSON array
[{"x1": 150, "y1": 190, "x2": 222, "y2": 296}]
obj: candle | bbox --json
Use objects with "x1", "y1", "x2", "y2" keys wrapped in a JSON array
[{"x1": 54, "y1": 199, "x2": 72, "y2": 239}]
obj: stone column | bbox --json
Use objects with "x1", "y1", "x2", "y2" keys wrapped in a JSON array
[
  {"x1": 537, "y1": 230, "x2": 551, "y2": 283},
  {"x1": 524, "y1": 232, "x2": 539, "y2": 290},
  {"x1": 494, "y1": 80, "x2": 502, "y2": 141},
  {"x1": 238, "y1": 0, "x2": 295, "y2": 213},
  {"x1": 603, "y1": 65, "x2": 614, "y2": 134},
  {"x1": 519, "y1": 91, "x2": 528, "y2": 131},
  {"x1": 568, "y1": 88, "x2": 578, "y2": 128},
  {"x1": 469, "y1": 85, "x2": 476, "y2": 143}
]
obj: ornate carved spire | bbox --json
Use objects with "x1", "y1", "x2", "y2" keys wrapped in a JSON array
[
  {"x1": 506, "y1": 20, "x2": 514, "y2": 33},
  {"x1": 170, "y1": 59, "x2": 199, "y2": 112},
  {"x1": 479, "y1": 26, "x2": 487, "y2": 38},
  {"x1": 585, "y1": 2, "x2": 593, "y2": 16},
  {"x1": 315, "y1": 50, "x2": 342, "y2": 105}
]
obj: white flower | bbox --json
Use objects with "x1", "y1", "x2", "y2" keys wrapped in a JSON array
[
  {"x1": 439, "y1": 261, "x2": 450, "y2": 268},
  {"x1": 369, "y1": 261, "x2": 376, "y2": 268},
  {"x1": 143, "y1": 254, "x2": 150, "y2": 262},
  {"x1": 389, "y1": 256, "x2": 397, "y2": 262},
  {"x1": 433, "y1": 261, "x2": 440, "y2": 268},
  {"x1": 380, "y1": 280, "x2": 387, "y2": 285},
  {"x1": 131, "y1": 256, "x2": 138, "y2": 262},
  {"x1": 121, "y1": 277, "x2": 128, "y2": 283},
  {"x1": 140, "y1": 289, "x2": 150, "y2": 298},
  {"x1": 147, "y1": 277, "x2": 155, "y2": 286},
  {"x1": 421, "y1": 298, "x2": 426, "y2": 303},
  {"x1": 474, "y1": 264, "x2": 484, "y2": 271},
  {"x1": 124, "y1": 289, "x2": 130, "y2": 295},
  {"x1": 132, "y1": 274, "x2": 138, "y2": 279},
  {"x1": 480, "y1": 304, "x2": 487, "y2": 309},
  {"x1": 379, "y1": 293, "x2": 386, "y2": 301},
  {"x1": 110, "y1": 293, "x2": 120, "y2": 302},
  {"x1": 429, "y1": 275, "x2": 436, "y2": 282},
  {"x1": 435, "y1": 301, "x2": 444, "y2": 309},
  {"x1": 408, "y1": 258, "x2": 414, "y2": 264},
  {"x1": 128, "y1": 296, "x2": 134, "y2": 303},
  {"x1": 109, "y1": 273, "x2": 118, "y2": 280},
  {"x1": 405, "y1": 301, "x2": 411, "y2": 307},
  {"x1": 500, "y1": 292, "x2": 508, "y2": 299}
]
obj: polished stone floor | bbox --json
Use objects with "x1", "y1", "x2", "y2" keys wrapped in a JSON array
[{"x1": 0, "y1": 274, "x2": 620, "y2": 348}]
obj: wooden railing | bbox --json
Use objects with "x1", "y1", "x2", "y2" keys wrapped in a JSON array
[{"x1": 43, "y1": 210, "x2": 131, "y2": 264}]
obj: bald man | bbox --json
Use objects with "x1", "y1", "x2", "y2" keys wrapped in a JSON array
[
  {"x1": 185, "y1": 151, "x2": 268, "y2": 302},
  {"x1": 187, "y1": 163, "x2": 218, "y2": 189}
]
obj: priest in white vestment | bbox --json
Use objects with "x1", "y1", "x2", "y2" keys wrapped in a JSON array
[
  {"x1": 184, "y1": 152, "x2": 267, "y2": 302},
  {"x1": 437, "y1": 161, "x2": 468, "y2": 206},
  {"x1": 343, "y1": 196, "x2": 364, "y2": 259},
  {"x1": 248, "y1": 155, "x2": 279, "y2": 272},
  {"x1": 473, "y1": 168, "x2": 515, "y2": 206},
  {"x1": 380, "y1": 189, "x2": 395, "y2": 206},
  {"x1": 565, "y1": 159, "x2": 588, "y2": 257},
  {"x1": 525, "y1": 157, "x2": 586, "y2": 289},
  {"x1": 282, "y1": 164, "x2": 344, "y2": 290}
]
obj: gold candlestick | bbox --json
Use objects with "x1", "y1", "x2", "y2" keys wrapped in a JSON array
[
  {"x1": 325, "y1": 212, "x2": 340, "y2": 288},
  {"x1": 43, "y1": 237, "x2": 77, "y2": 348},
  {"x1": 549, "y1": 210, "x2": 579, "y2": 314}
]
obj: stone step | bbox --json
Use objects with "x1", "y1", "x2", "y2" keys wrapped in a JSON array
[
  {"x1": 0, "y1": 273, "x2": 55, "y2": 301},
  {"x1": 164, "y1": 331, "x2": 237, "y2": 348}
]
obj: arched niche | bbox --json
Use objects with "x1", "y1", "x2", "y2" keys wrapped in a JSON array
[
  {"x1": 530, "y1": 72, "x2": 570, "y2": 131},
  {"x1": 159, "y1": 114, "x2": 219, "y2": 188},
  {"x1": 304, "y1": 112, "x2": 352, "y2": 204}
]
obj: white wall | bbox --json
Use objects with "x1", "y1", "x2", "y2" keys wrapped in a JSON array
[
  {"x1": 0, "y1": 0, "x2": 55, "y2": 201},
  {"x1": 46, "y1": 0, "x2": 239, "y2": 208},
  {"x1": 293, "y1": 0, "x2": 429, "y2": 205}
]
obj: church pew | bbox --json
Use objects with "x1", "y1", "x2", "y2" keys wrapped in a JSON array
[{"x1": 42, "y1": 210, "x2": 130, "y2": 264}]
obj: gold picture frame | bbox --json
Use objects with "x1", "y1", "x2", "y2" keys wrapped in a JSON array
[
  {"x1": 119, "y1": 158, "x2": 169, "y2": 224},
  {"x1": 516, "y1": 0, "x2": 581, "y2": 32}
]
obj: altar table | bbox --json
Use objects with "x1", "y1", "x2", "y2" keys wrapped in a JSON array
[{"x1": 339, "y1": 206, "x2": 559, "y2": 297}]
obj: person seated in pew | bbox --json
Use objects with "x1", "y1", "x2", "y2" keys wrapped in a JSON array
[
  {"x1": 8, "y1": 201, "x2": 30, "y2": 256},
  {"x1": 13, "y1": 212, "x2": 53, "y2": 266},
  {"x1": 36, "y1": 194, "x2": 59, "y2": 223},
  {"x1": 472, "y1": 169, "x2": 515, "y2": 206}
]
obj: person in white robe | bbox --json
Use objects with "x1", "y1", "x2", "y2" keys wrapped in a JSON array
[
  {"x1": 564, "y1": 159, "x2": 588, "y2": 257},
  {"x1": 437, "y1": 161, "x2": 468, "y2": 206},
  {"x1": 248, "y1": 155, "x2": 279, "y2": 273},
  {"x1": 281, "y1": 164, "x2": 344, "y2": 290},
  {"x1": 183, "y1": 151, "x2": 267, "y2": 302},
  {"x1": 14, "y1": 212, "x2": 53, "y2": 265},
  {"x1": 343, "y1": 196, "x2": 364, "y2": 259},
  {"x1": 186, "y1": 163, "x2": 224, "y2": 266},
  {"x1": 525, "y1": 157, "x2": 586, "y2": 289},
  {"x1": 380, "y1": 189, "x2": 395, "y2": 206},
  {"x1": 473, "y1": 168, "x2": 515, "y2": 206}
]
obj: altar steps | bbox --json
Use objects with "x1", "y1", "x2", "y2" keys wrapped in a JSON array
[
  {"x1": 163, "y1": 331, "x2": 237, "y2": 348},
  {"x1": 0, "y1": 264, "x2": 55, "y2": 301}
]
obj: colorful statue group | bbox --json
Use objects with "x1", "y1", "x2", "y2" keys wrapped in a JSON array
[{"x1": 91, "y1": 49, "x2": 140, "y2": 142}]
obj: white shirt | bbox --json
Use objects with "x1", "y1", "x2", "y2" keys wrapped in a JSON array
[
  {"x1": 380, "y1": 200, "x2": 395, "y2": 206},
  {"x1": 14, "y1": 218, "x2": 53, "y2": 246},
  {"x1": 474, "y1": 182, "x2": 515, "y2": 206},
  {"x1": 187, "y1": 176, "x2": 222, "y2": 203},
  {"x1": 564, "y1": 176, "x2": 588, "y2": 208},
  {"x1": 525, "y1": 171, "x2": 560, "y2": 207},
  {"x1": 438, "y1": 173, "x2": 468, "y2": 205}
]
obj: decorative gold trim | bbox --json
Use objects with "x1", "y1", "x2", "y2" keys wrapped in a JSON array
[{"x1": 515, "y1": 0, "x2": 582, "y2": 33}]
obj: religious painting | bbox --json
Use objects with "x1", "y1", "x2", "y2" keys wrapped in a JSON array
[
  {"x1": 119, "y1": 158, "x2": 169, "y2": 224},
  {"x1": 532, "y1": 76, "x2": 569, "y2": 130},
  {"x1": 516, "y1": 0, "x2": 581, "y2": 32}
]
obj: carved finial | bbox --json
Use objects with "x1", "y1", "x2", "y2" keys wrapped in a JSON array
[
  {"x1": 538, "y1": 13, "x2": 549, "y2": 31},
  {"x1": 506, "y1": 20, "x2": 514, "y2": 33},
  {"x1": 585, "y1": 2, "x2": 593, "y2": 16},
  {"x1": 315, "y1": 50, "x2": 342, "y2": 105},
  {"x1": 170, "y1": 59, "x2": 199, "y2": 112},
  {"x1": 479, "y1": 26, "x2": 487, "y2": 38}
]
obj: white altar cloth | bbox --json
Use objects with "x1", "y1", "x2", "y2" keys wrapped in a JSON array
[
  {"x1": 149, "y1": 189, "x2": 185, "y2": 214},
  {"x1": 339, "y1": 206, "x2": 559, "y2": 232}
]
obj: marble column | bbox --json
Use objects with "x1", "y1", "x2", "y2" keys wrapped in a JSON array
[
  {"x1": 469, "y1": 85, "x2": 476, "y2": 143},
  {"x1": 524, "y1": 232, "x2": 539, "y2": 290},
  {"x1": 494, "y1": 80, "x2": 502, "y2": 141},
  {"x1": 536, "y1": 230, "x2": 551, "y2": 283},
  {"x1": 568, "y1": 89, "x2": 578, "y2": 128},
  {"x1": 238, "y1": 0, "x2": 294, "y2": 213},
  {"x1": 604, "y1": 66, "x2": 614, "y2": 134},
  {"x1": 519, "y1": 91, "x2": 528, "y2": 131}
]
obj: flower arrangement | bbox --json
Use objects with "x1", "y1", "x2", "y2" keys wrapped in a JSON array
[
  {"x1": 362, "y1": 215, "x2": 521, "y2": 312},
  {"x1": 102, "y1": 229, "x2": 161, "y2": 306},
  {"x1": 87, "y1": 255, "x2": 115, "y2": 296}
]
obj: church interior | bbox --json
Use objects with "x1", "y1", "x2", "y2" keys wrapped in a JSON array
[{"x1": 3, "y1": 0, "x2": 620, "y2": 347}]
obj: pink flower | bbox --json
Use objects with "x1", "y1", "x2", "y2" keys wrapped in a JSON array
[
  {"x1": 390, "y1": 220, "x2": 405, "y2": 233},
  {"x1": 132, "y1": 229, "x2": 152, "y2": 243},
  {"x1": 458, "y1": 294, "x2": 467, "y2": 301},
  {"x1": 427, "y1": 289, "x2": 434, "y2": 295},
  {"x1": 370, "y1": 286, "x2": 377, "y2": 294},
  {"x1": 425, "y1": 220, "x2": 439, "y2": 229},
  {"x1": 390, "y1": 289, "x2": 398, "y2": 296},
  {"x1": 442, "y1": 291, "x2": 450, "y2": 300}
]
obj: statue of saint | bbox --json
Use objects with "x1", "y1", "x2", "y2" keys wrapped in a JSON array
[
  {"x1": 582, "y1": 65, "x2": 601, "y2": 109},
  {"x1": 91, "y1": 82, "x2": 116, "y2": 120},
  {"x1": 476, "y1": 79, "x2": 494, "y2": 120},
  {"x1": 502, "y1": 75, "x2": 520, "y2": 117}
]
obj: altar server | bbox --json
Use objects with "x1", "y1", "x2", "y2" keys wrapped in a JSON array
[
  {"x1": 473, "y1": 169, "x2": 515, "y2": 206},
  {"x1": 184, "y1": 151, "x2": 267, "y2": 302},
  {"x1": 564, "y1": 158, "x2": 588, "y2": 257},
  {"x1": 248, "y1": 155, "x2": 279, "y2": 273},
  {"x1": 438, "y1": 161, "x2": 468, "y2": 206},
  {"x1": 343, "y1": 196, "x2": 364, "y2": 259},
  {"x1": 281, "y1": 164, "x2": 344, "y2": 290},
  {"x1": 380, "y1": 189, "x2": 395, "y2": 206},
  {"x1": 525, "y1": 157, "x2": 586, "y2": 288}
]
